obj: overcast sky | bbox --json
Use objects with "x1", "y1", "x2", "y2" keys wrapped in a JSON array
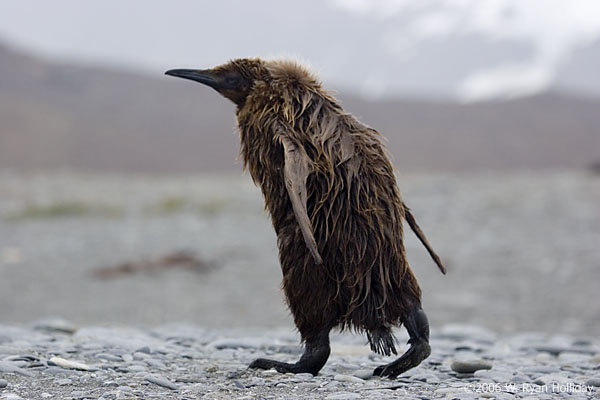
[{"x1": 1, "y1": 0, "x2": 599, "y2": 101}]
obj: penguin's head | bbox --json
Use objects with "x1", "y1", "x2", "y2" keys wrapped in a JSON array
[{"x1": 165, "y1": 58, "x2": 268, "y2": 107}]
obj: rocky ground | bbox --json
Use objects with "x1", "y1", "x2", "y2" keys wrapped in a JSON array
[{"x1": 1, "y1": 320, "x2": 599, "y2": 400}]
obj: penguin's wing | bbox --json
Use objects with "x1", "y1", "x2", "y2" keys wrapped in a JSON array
[{"x1": 280, "y1": 136, "x2": 323, "y2": 265}]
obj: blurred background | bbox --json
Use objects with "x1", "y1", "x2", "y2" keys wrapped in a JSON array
[{"x1": 0, "y1": 0, "x2": 598, "y2": 337}]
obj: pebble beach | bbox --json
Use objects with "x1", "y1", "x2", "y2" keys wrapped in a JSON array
[
  {"x1": 1, "y1": 320, "x2": 599, "y2": 399},
  {"x1": 1, "y1": 170, "x2": 599, "y2": 399}
]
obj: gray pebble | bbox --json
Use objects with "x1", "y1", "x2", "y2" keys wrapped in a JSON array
[
  {"x1": 207, "y1": 338, "x2": 262, "y2": 349},
  {"x1": 295, "y1": 373, "x2": 314, "y2": 381},
  {"x1": 0, "y1": 393, "x2": 23, "y2": 400},
  {"x1": 297, "y1": 382, "x2": 320, "y2": 389},
  {"x1": 534, "y1": 378, "x2": 546, "y2": 385},
  {"x1": 133, "y1": 352, "x2": 150, "y2": 360},
  {"x1": 585, "y1": 377, "x2": 600, "y2": 387},
  {"x1": 144, "y1": 374, "x2": 179, "y2": 390},
  {"x1": 95, "y1": 353, "x2": 122, "y2": 362},
  {"x1": 352, "y1": 369, "x2": 374, "y2": 380},
  {"x1": 33, "y1": 318, "x2": 77, "y2": 334},
  {"x1": 325, "y1": 392, "x2": 361, "y2": 400},
  {"x1": 0, "y1": 378, "x2": 8, "y2": 388},
  {"x1": 126, "y1": 364, "x2": 147, "y2": 372},
  {"x1": 334, "y1": 374, "x2": 364, "y2": 384},
  {"x1": 144, "y1": 358, "x2": 165, "y2": 368},
  {"x1": 451, "y1": 359, "x2": 492, "y2": 373},
  {"x1": 43, "y1": 367, "x2": 72, "y2": 375},
  {"x1": 56, "y1": 378, "x2": 72, "y2": 385},
  {"x1": 135, "y1": 346, "x2": 152, "y2": 354},
  {"x1": 0, "y1": 361, "x2": 34, "y2": 377}
]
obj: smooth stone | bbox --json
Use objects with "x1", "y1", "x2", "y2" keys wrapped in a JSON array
[
  {"x1": 0, "y1": 393, "x2": 23, "y2": 400},
  {"x1": 297, "y1": 382, "x2": 320, "y2": 389},
  {"x1": 49, "y1": 357, "x2": 89, "y2": 371},
  {"x1": 0, "y1": 361, "x2": 34, "y2": 377},
  {"x1": 127, "y1": 364, "x2": 147, "y2": 372},
  {"x1": 3, "y1": 355, "x2": 39, "y2": 362},
  {"x1": 144, "y1": 374, "x2": 179, "y2": 390},
  {"x1": 95, "y1": 353, "x2": 122, "y2": 362},
  {"x1": 352, "y1": 369, "x2": 374, "y2": 380},
  {"x1": 175, "y1": 376, "x2": 204, "y2": 383},
  {"x1": 451, "y1": 359, "x2": 492, "y2": 373},
  {"x1": 133, "y1": 352, "x2": 150, "y2": 360},
  {"x1": 56, "y1": 378, "x2": 72, "y2": 385},
  {"x1": 257, "y1": 369, "x2": 279, "y2": 377},
  {"x1": 42, "y1": 367, "x2": 71, "y2": 375},
  {"x1": 32, "y1": 318, "x2": 77, "y2": 334},
  {"x1": 334, "y1": 374, "x2": 364, "y2": 384},
  {"x1": 585, "y1": 377, "x2": 600, "y2": 387},
  {"x1": 325, "y1": 392, "x2": 361, "y2": 400},
  {"x1": 144, "y1": 358, "x2": 165, "y2": 368},
  {"x1": 0, "y1": 379, "x2": 7, "y2": 388},
  {"x1": 207, "y1": 338, "x2": 264, "y2": 350},
  {"x1": 135, "y1": 346, "x2": 152, "y2": 354},
  {"x1": 295, "y1": 373, "x2": 314, "y2": 381}
]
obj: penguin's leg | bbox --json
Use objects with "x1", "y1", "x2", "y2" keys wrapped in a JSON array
[
  {"x1": 373, "y1": 307, "x2": 431, "y2": 379},
  {"x1": 248, "y1": 328, "x2": 331, "y2": 376}
]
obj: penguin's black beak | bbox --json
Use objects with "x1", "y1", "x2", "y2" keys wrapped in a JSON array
[
  {"x1": 165, "y1": 69, "x2": 221, "y2": 89},
  {"x1": 165, "y1": 66, "x2": 249, "y2": 106}
]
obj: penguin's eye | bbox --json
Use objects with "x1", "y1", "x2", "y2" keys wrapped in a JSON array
[{"x1": 224, "y1": 76, "x2": 241, "y2": 88}]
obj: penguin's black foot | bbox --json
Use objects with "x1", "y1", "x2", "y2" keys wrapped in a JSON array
[
  {"x1": 249, "y1": 329, "x2": 331, "y2": 376},
  {"x1": 373, "y1": 308, "x2": 431, "y2": 379},
  {"x1": 249, "y1": 358, "x2": 306, "y2": 374},
  {"x1": 373, "y1": 341, "x2": 431, "y2": 378}
]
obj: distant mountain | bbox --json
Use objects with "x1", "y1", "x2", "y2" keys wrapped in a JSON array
[
  {"x1": 2, "y1": 1, "x2": 599, "y2": 101},
  {"x1": 1, "y1": 42, "x2": 598, "y2": 173}
]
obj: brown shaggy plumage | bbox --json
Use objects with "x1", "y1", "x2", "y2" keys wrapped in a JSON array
[{"x1": 166, "y1": 58, "x2": 445, "y2": 375}]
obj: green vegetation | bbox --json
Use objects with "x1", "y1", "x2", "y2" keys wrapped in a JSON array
[
  {"x1": 155, "y1": 196, "x2": 188, "y2": 214},
  {"x1": 3, "y1": 196, "x2": 233, "y2": 220},
  {"x1": 147, "y1": 195, "x2": 229, "y2": 216},
  {"x1": 5, "y1": 201, "x2": 122, "y2": 220}
]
